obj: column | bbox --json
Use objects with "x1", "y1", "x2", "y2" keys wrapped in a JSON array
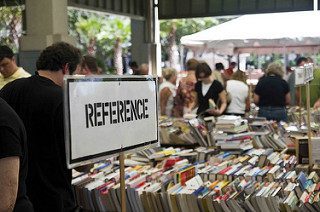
[
  {"x1": 130, "y1": 19, "x2": 149, "y2": 66},
  {"x1": 19, "y1": 0, "x2": 75, "y2": 74},
  {"x1": 131, "y1": 0, "x2": 161, "y2": 76}
]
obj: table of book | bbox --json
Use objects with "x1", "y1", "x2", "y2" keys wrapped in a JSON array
[{"x1": 72, "y1": 114, "x2": 320, "y2": 212}]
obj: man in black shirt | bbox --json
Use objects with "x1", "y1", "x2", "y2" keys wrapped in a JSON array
[
  {"x1": 0, "y1": 42, "x2": 82, "y2": 211},
  {"x1": 0, "y1": 97, "x2": 33, "y2": 211}
]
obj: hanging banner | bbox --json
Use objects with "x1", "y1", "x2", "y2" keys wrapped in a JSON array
[{"x1": 64, "y1": 76, "x2": 158, "y2": 168}]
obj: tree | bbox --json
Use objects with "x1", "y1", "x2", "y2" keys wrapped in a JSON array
[
  {"x1": 68, "y1": 8, "x2": 131, "y2": 74},
  {"x1": 96, "y1": 16, "x2": 131, "y2": 74},
  {"x1": 160, "y1": 18, "x2": 230, "y2": 68},
  {"x1": 0, "y1": 6, "x2": 23, "y2": 52}
]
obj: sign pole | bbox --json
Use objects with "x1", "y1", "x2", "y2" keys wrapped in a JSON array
[
  {"x1": 120, "y1": 146, "x2": 126, "y2": 212},
  {"x1": 299, "y1": 86, "x2": 302, "y2": 127},
  {"x1": 306, "y1": 82, "x2": 313, "y2": 166}
]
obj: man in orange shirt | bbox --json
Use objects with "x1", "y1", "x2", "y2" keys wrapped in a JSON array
[{"x1": 223, "y1": 61, "x2": 237, "y2": 81}]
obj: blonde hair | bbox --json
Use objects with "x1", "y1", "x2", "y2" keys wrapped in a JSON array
[
  {"x1": 266, "y1": 62, "x2": 284, "y2": 78},
  {"x1": 162, "y1": 68, "x2": 177, "y2": 81},
  {"x1": 231, "y1": 70, "x2": 247, "y2": 83}
]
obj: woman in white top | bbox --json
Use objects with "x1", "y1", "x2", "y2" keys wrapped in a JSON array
[
  {"x1": 226, "y1": 70, "x2": 249, "y2": 116},
  {"x1": 159, "y1": 68, "x2": 177, "y2": 116}
]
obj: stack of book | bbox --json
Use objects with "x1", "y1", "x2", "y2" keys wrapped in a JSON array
[
  {"x1": 247, "y1": 120, "x2": 288, "y2": 150},
  {"x1": 214, "y1": 121, "x2": 287, "y2": 152},
  {"x1": 159, "y1": 115, "x2": 299, "y2": 149},
  {"x1": 159, "y1": 117, "x2": 215, "y2": 146},
  {"x1": 215, "y1": 115, "x2": 248, "y2": 133},
  {"x1": 287, "y1": 107, "x2": 307, "y2": 124},
  {"x1": 72, "y1": 156, "x2": 198, "y2": 211},
  {"x1": 71, "y1": 142, "x2": 320, "y2": 211},
  {"x1": 128, "y1": 146, "x2": 219, "y2": 165},
  {"x1": 248, "y1": 120, "x2": 276, "y2": 135},
  {"x1": 286, "y1": 107, "x2": 320, "y2": 131},
  {"x1": 188, "y1": 118, "x2": 213, "y2": 147},
  {"x1": 214, "y1": 132, "x2": 253, "y2": 152},
  {"x1": 159, "y1": 118, "x2": 197, "y2": 145},
  {"x1": 197, "y1": 148, "x2": 297, "y2": 183},
  {"x1": 252, "y1": 133, "x2": 287, "y2": 150}
]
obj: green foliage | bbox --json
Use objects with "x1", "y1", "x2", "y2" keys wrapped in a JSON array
[
  {"x1": 96, "y1": 16, "x2": 131, "y2": 56},
  {"x1": 68, "y1": 8, "x2": 131, "y2": 73},
  {"x1": 160, "y1": 18, "x2": 219, "y2": 46},
  {"x1": 0, "y1": 6, "x2": 23, "y2": 52},
  {"x1": 159, "y1": 17, "x2": 230, "y2": 63}
]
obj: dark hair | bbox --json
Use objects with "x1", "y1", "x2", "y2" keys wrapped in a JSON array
[
  {"x1": 186, "y1": 58, "x2": 199, "y2": 71},
  {"x1": 129, "y1": 61, "x2": 138, "y2": 69},
  {"x1": 196, "y1": 62, "x2": 212, "y2": 80},
  {"x1": 215, "y1": 62, "x2": 224, "y2": 71},
  {"x1": 36, "y1": 42, "x2": 82, "y2": 74},
  {"x1": 0, "y1": 45, "x2": 14, "y2": 61},
  {"x1": 230, "y1": 62, "x2": 237, "y2": 66},
  {"x1": 307, "y1": 57, "x2": 313, "y2": 63},
  {"x1": 82, "y1": 55, "x2": 99, "y2": 74},
  {"x1": 296, "y1": 57, "x2": 308, "y2": 66}
]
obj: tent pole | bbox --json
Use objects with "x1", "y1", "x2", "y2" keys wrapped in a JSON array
[
  {"x1": 283, "y1": 46, "x2": 287, "y2": 68},
  {"x1": 237, "y1": 53, "x2": 240, "y2": 68},
  {"x1": 180, "y1": 45, "x2": 184, "y2": 70}
]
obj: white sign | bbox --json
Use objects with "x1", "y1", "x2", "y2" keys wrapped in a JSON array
[
  {"x1": 64, "y1": 76, "x2": 158, "y2": 168},
  {"x1": 294, "y1": 66, "x2": 305, "y2": 86},
  {"x1": 304, "y1": 63, "x2": 314, "y2": 83},
  {"x1": 294, "y1": 63, "x2": 314, "y2": 87}
]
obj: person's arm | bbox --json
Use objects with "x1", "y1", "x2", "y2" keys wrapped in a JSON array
[
  {"x1": 285, "y1": 92, "x2": 291, "y2": 105},
  {"x1": 295, "y1": 87, "x2": 301, "y2": 106},
  {"x1": 245, "y1": 87, "x2": 250, "y2": 112},
  {"x1": 245, "y1": 96, "x2": 250, "y2": 112},
  {"x1": 207, "y1": 90, "x2": 227, "y2": 116},
  {"x1": 314, "y1": 98, "x2": 320, "y2": 109},
  {"x1": 0, "y1": 156, "x2": 19, "y2": 211},
  {"x1": 159, "y1": 87, "x2": 172, "y2": 116},
  {"x1": 253, "y1": 93, "x2": 260, "y2": 105}
]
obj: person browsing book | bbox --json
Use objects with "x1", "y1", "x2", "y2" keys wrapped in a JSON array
[
  {"x1": 212, "y1": 62, "x2": 225, "y2": 86},
  {"x1": 0, "y1": 45, "x2": 31, "y2": 89},
  {"x1": 159, "y1": 68, "x2": 177, "y2": 116},
  {"x1": 74, "y1": 55, "x2": 101, "y2": 75},
  {"x1": 254, "y1": 62, "x2": 290, "y2": 122},
  {"x1": 195, "y1": 62, "x2": 227, "y2": 116},
  {"x1": 225, "y1": 70, "x2": 249, "y2": 116},
  {"x1": 0, "y1": 97, "x2": 33, "y2": 211},
  {"x1": 173, "y1": 58, "x2": 199, "y2": 117},
  {"x1": 0, "y1": 42, "x2": 82, "y2": 211},
  {"x1": 223, "y1": 61, "x2": 236, "y2": 82}
]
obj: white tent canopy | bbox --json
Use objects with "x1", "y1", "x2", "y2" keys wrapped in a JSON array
[{"x1": 181, "y1": 11, "x2": 320, "y2": 55}]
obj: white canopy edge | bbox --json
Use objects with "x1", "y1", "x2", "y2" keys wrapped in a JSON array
[{"x1": 181, "y1": 11, "x2": 320, "y2": 55}]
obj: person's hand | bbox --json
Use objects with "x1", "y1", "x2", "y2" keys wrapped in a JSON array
[
  {"x1": 314, "y1": 99, "x2": 320, "y2": 110},
  {"x1": 206, "y1": 108, "x2": 222, "y2": 116}
]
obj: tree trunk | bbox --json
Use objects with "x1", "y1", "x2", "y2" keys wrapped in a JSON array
[
  {"x1": 0, "y1": 7, "x2": 22, "y2": 51},
  {"x1": 114, "y1": 37, "x2": 123, "y2": 75},
  {"x1": 167, "y1": 24, "x2": 177, "y2": 67},
  {"x1": 87, "y1": 38, "x2": 96, "y2": 56}
]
